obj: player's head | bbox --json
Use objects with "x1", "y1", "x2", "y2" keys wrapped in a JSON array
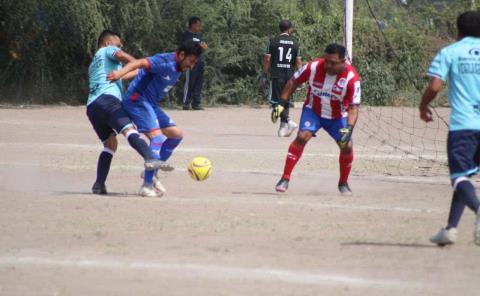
[
  {"x1": 279, "y1": 20, "x2": 294, "y2": 34},
  {"x1": 97, "y1": 30, "x2": 122, "y2": 49},
  {"x1": 188, "y1": 16, "x2": 201, "y2": 33},
  {"x1": 457, "y1": 11, "x2": 480, "y2": 39},
  {"x1": 176, "y1": 39, "x2": 203, "y2": 72},
  {"x1": 324, "y1": 43, "x2": 347, "y2": 75}
]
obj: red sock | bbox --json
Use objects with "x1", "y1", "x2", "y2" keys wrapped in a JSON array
[
  {"x1": 282, "y1": 141, "x2": 305, "y2": 180},
  {"x1": 339, "y1": 150, "x2": 354, "y2": 184}
]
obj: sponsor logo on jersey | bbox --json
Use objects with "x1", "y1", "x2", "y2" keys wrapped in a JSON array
[{"x1": 469, "y1": 48, "x2": 480, "y2": 56}]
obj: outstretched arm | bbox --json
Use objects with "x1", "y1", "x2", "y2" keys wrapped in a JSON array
[
  {"x1": 419, "y1": 77, "x2": 443, "y2": 122},
  {"x1": 280, "y1": 79, "x2": 299, "y2": 104},
  {"x1": 107, "y1": 58, "x2": 149, "y2": 82}
]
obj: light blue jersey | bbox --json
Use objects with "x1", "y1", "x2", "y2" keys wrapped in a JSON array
[
  {"x1": 428, "y1": 37, "x2": 480, "y2": 131},
  {"x1": 87, "y1": 46, "x2": 122, "y2": 106}
]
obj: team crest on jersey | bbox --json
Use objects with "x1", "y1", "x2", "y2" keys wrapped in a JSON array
[{"x1": 337, "y1": 78, "x2": 347, "y2": 88}]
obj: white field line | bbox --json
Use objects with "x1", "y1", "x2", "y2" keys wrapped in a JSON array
[
  {"x1": 0, "y1": 142, "x2": 446, "y2": 160},
  {"x1": 0, "y1": 255, "x2": 422, "y2": 289}
]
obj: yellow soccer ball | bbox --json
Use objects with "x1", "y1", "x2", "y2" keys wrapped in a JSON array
[{"x1": 188, "y1": 157, "x2": 212, "y2": 181}]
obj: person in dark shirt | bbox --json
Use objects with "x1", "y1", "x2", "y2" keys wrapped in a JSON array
[
  {"x1": 263, "y1": 20, "x2": 302, "y2": 137},
  {"x1": 182, "y1": 16, "x2": 208, "y2": 110}
]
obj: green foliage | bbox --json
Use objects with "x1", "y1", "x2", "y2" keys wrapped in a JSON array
[{"x1": 0, "y1": 0, "x2": 474, "y2": 105}]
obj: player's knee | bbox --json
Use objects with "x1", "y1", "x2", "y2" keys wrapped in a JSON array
[
  {"x1": 104, "y1": 135, "x2": 118, "y2": 152},
  {"x1": 452, "y1": 176, "x2": 471, "y2": 190},
  {"x1": 340, "y1": 142, "x2": 353, "y2": 154},
  {"x1": 163, "y1": 126, "x2": 183, "y2": 139},
  {"x1": 295, "y1": 131, "x2": 312, "y2": 145}
]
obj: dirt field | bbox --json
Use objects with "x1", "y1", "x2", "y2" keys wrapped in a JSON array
[{"x1": 0, "y1": 106, "x2": 478, "y2": 296}]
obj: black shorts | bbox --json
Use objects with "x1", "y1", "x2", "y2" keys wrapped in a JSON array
[
  {"x1": 447, "y1": 130, "x2": 480, "y2": 180},
  {"x1": 86, "y1": 94, "x2": 133, "y2": 142},
  {"x1": 269, "y1": 77, "x2": 292, "y2": 103}
]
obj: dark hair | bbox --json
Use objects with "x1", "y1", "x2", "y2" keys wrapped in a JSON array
[
  {"x1": 97, "y1": 30, "x2": 120, "y2": 47},
  {"x1": 177, "y1": 39, "x2": 203, "y2": 57},
  {"x1": 188, "y1": 16, "x2": 201, "y2": 28},
  {"x1": 279, "y1": 20, "x2": 293, "y2": 32},
  {"x1": 457, "y1": 11, "x2": 480, "y2": 38},
  {"x1": 325, "y1": 43, "x2": 346, "y2": 60}
]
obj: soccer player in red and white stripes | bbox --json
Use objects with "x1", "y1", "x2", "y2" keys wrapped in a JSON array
[{"x1": 275, "y1": 43, "x2": 361, "y2": 195}]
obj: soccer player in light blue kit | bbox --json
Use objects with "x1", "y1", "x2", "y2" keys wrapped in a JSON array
[
  {"x1": 420, "y1": 11, "x2": 480, "y2": 246},
  {"x1": 107, "y1": 40, "x2": 203, "y2": 197},
  {"x1": 87, "y1": 30, "x2": 164, "y2": 195}
]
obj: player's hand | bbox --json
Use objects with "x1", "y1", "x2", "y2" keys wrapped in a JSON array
[
  {"x1": 339, "y1": 125, "x2": 353, "y2": 149},
  {"x1": 199, "y1": 41, "x2": 208, "y2": 50},
  {"x1": 259, "y1": 73, "x2": 269, "y2": 90},
  {"x1": 419, "y1": 105, "x2": 433, "y2": 122},
  {"x1": 107, "y1": 70, "x2": 122, "y2": 82}
]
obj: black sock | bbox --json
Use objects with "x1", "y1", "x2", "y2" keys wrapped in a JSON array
[
  {"x1": 456, "y1": 180, "x2": 480, "y2": 213},
  {"x1": 127, "y1": 132, "x2": 153, "y2": 161},
  {"x1": 447, "y1": 191, "x2": 466, "y2": 229},
  {"x1": 95, "y1": 150, "x2": 113, "y2": 185}
]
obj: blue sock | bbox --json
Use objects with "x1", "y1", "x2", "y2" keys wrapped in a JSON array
[
  {"x1": 144, "y1": 135, "x2": 166, "y2": 185},
  {"x1": 126, "y1": 131, "x2": 153, "y2": 161},
  {"x1": 447, "y1": 191, "x2": 466, "y2": 229},
  {"x1": 95, "y1": 149, "x2": 114, "y2": 185},
  {"x1": 456, "y1": 179, "x2": 480, "y2": 213},
  {"x1": 160, "y1": 137, "x2": 182, "y2": 161}
]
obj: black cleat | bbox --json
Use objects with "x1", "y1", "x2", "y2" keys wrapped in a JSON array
[
  {"x1": 275, "y1": 178, "x2": 289, "y2": 192},
  {"x1": 192, "y1": 106, "x2": 205, "y2": 110},
  {"x1": 338, "y1": 183, "x2": 353, "y2": 196},
  {"x1": 182, "y1": 105, "x2": 190, "y2": 110},
  {"x1": 92, "y1": 182, "x2": 107, "y2": 195}
]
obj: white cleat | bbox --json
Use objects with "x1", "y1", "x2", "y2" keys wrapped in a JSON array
[
  {"x1": 475, "y1": 211, "x2": 480, "y2": 246},
  {"x1": 278, "y1": 120, "x2": 298, "y2": 137},
  {"x1": 153, "y1": 178, "x2": 167, "y2": 194},
  {"x1": 139, "y1": 184, "x2": 162, "y2": 198},
  {"x1": 430, "y1": 228, "x2": 457, "y2": 246}
]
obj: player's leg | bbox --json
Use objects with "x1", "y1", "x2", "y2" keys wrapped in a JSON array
[
  {"x1": 156, "y1": 107, "x2": 183, "y2": 163},
  {"x1": 122, "y1": 98, "x2": 163, "y2": 197},
  {"x1": 431, "y1": 130, "x2": 480, "y2": 246},
  {"x1": 326, "y1": 117, "x2": 354, "y2": 195},
  {"x1": 274, "y1": 78, "x2": 297, "y2": 137},
  {"x1": 183, "y1": 69, "x2": 192, "y2": 110},
  {"x1": 191, "y1": 62, "x2": 204, "y2": 110},
  {"x1": 86, "y1": 96, "x2": 118, "y2": 195},
  {"x1": 275, "y1": 107, "x2": 319, "y2": 192}
]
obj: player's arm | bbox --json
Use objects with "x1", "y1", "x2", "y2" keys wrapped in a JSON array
[
  {"x1": 113, "y1": 50, "x2": 135, "y2": 64},
  {"x1": 263, "y1": 54, "x2": 271, "y2": 74},
  {"x1": 280, "y1": 79, "x2": 299, "y2": 104},
  {"x1": 295, "y1": 57, "x2": 302, "y2": 70},
  {"x1": 419, "y1": 77, "x2": 443, "y2": 122},
  {"x1": 107, "y1": 58, "x2": 149, "y2": 81},
  {"x1": 347, "y1": 104, "x2": 359, "y2": 127}
]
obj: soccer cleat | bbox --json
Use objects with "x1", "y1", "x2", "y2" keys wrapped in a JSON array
[
  {"x1": 182, "y1": 105, "x2": 190, "y2": 110},
  {"x1": 144, "y1": 159, "x2": 174, "y2": 172},
  {"x1": 140, "y1": 170, "x2": 167, "y2": 194},
  {"x1": 92, "y1": 182, "x2": 107, "y2": 195},
  {"x1": 192, "y1": 106, "x2": 205, "y2": 110},
  {"x1": 278, "y1": 120, "x2": 298, "y2": 137},
  {"x1": 338, "y1": 183, "x2": 353, "y2": 196},
  {"x1": 430, "y1": 228, "x2": 457, "y2": 246},
  {"x1": 153, "y1": 177, "x2": 167, "y2": 194},
  {"x1": 275, "y1": 178, "x2": 289, "y2": 192},
  {"x1": 139, "y1": 184, "x2": 161, "y2": 198},
  {"x1": 475, "y1": 211, "x2": 480, "y2": 246}
]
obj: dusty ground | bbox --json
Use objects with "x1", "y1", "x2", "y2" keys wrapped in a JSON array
[{"x1": 0, "y1": 106, "x2": 478, "y2": 296}]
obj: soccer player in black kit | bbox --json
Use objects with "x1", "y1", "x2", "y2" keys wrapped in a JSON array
[
  {"x1": 263, "y1": 20, "x2": 302, "y2": 137},
  {"x1": 182, "y1": 16, "x2": 208, "y2": 110}
]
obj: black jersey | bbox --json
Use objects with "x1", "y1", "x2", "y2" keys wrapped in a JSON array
[{"x1": 267, "y1": 33, "x2": 301, "y2": 79}]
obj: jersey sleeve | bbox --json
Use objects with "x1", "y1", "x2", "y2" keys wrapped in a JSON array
[
  {"x1": 146, "y1": 55, "x2": 172, "y2": 74},
  {"x1": 105, "y1": 46, "x2": 121, "y2": 61},
  {"x1": 292, "y1": 62, "x2": 311, "y2": 84},
  {"x1": 427, "y1": 48, "x2": 451, "y2": 81},
  {"x1": 345, "y1": 76, "x2": 361, "y2": 105}
]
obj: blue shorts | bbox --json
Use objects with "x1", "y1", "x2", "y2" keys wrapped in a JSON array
[
  {"x1": 299, "y1": 107, "x2": 348, "y2": 141},
  {"x1": 86, "y1": 94, "x2": 133, "y2": 142},
  {"x1": 122, "y1": 97, "x2": 175, "y2": 133},
  {"x1": 448, "y1": 130, "x2": 480, "y2": 179}
]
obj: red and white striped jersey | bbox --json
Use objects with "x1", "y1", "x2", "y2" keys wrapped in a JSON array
[{"x1": 292, "y1": 58, "x2": 361, "y2": 119}]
